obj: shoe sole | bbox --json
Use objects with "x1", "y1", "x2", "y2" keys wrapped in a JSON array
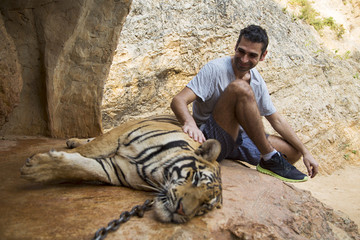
[{"x1": 256, "y1": 164, "x2": 308, "y2": 183}]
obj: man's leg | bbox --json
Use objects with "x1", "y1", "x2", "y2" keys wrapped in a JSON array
[
  {"x1": 212, "y1": 80, "x2": 308, "y2": 182},
  {"x1": 212, "y1": 80, "x2": 274, "y2": 155},
  {"x1": 268, "y1": 135, "x2": 301, "y2": 164}
]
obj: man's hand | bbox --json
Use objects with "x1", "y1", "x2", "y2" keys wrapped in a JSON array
[
  {"x1": 303, "y1": 152, "x2": 319, "y2": 178},
  {"x1": 171, "y1": 87, "x2": 206, "y2": 143},
  {"x1": 182, "y1": 123, "x2": 206, "y2": 143}
]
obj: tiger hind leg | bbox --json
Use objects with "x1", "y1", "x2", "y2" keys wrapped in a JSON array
[{"x1": 20, "y1": 150, "x2": 112, "y2": 184}]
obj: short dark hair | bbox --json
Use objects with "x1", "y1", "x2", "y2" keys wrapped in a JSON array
[{"x1": 235, "y1": 25, "x2": 269, "y2": 55}]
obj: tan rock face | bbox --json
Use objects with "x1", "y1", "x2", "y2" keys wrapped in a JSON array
[
  {"x1": 0, "y1": 16, "x2": 22, "y2": 128},
  {"x1": 104, "y1": 0, "x2": 360, "y2": 174},
  {"x1": 0, "y1": 0, "x2": 132, "y2": 137},
  {"x1": 1, "y1": 0, "x2": 359, "y2": 173}
]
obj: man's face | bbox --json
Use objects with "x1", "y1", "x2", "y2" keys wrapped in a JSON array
[{"x1": 233, "y1": 37, "x2": 267, "y2": 73}]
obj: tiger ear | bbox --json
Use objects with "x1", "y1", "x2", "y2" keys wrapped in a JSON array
[{"x1": 195, "y1": 139, "x2": 221, "y2": 163}]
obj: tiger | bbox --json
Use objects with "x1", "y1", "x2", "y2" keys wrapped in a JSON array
[{"x1": 20, "y1": 115, "x2": 222, "y2": 223}]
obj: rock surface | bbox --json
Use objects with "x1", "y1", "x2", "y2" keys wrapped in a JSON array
[
  {"x1": 1, "y1": 0, "x2": 359, "y2": 174},
  {"x1": 0, "y1": 15, "x2": 22, "y2": 128},
  {"x1": 103, "y1": 0, "x2": 360, "y2": 175},
  {"x1": 0, "y1": 0, "x2": 132, "y2": 137},
  {"x1": 0, "y1": 138, "x2": 358, "y2": 240}
]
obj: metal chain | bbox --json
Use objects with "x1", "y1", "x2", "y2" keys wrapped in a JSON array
[{"x1": 92, "y1": 199, "x2": 154, "y2": 240}]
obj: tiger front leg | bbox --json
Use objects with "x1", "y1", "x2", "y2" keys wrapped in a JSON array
[
  {"x1": 66, "y1": 138, "x2": 94, "y2": 149},
  {"x1": 20, "y1": 150, "x2": 111, "y2": 184}
]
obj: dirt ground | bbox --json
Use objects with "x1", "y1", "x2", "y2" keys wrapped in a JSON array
[
  {"x1": 297, "y1": 164, "x2": 360, "y2": 227},
  {"x1": 242, "y1": 160, "x2": 360, "y2": 227}
]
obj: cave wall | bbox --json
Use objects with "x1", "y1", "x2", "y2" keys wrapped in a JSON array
[
  {"x1": 0, "y1": 0, "x2": 132, "y2": 138},
  {"x1": 0, "y1": 15, "x2": 22, "y2": 129}
]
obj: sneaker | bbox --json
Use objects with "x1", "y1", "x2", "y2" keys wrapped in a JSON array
[{"x1": 256, "y1": 152, "x2": 308, "y2": 182}]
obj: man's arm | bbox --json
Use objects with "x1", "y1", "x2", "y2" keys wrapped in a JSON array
[
  {"x1": 171, "y1": 87, "x2": 206, "y2": 143},
  {"x1": 265, "y1": 112, "x2": 319, "y2": 178}
]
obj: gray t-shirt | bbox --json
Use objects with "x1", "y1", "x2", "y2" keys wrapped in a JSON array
[{"x1": 187, "y1": 56, "x2": 276, "y2": 125}]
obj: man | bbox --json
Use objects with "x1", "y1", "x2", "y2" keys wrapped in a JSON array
[{"x1": 171, "y1": 25, "x2": 319, "y2": 182}]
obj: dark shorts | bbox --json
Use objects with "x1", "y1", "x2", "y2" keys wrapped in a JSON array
[{"x1": 199, "y1": 115, "x2": 262, "y2": 165}]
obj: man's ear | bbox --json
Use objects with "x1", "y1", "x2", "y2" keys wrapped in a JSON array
[
  {"x1": 194, "y1": 139, "x2": 221, "y2": 163},
  {"x1": 260, "y1": 50, "x2": 268, "y2": 61}
]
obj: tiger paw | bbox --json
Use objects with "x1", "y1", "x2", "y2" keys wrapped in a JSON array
[
  {"x1": 20, "y1": 150, "x2": 68, "y2": 183},
  {"x1": 66, "y1": 138, "x2": 93, "y2": 149}
]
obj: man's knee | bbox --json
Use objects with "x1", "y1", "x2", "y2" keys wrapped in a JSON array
[
  {"x1": 289, "y1": 150, "x2": 302, "y2": 163},
  {"x1": 225, "y1": 81, "x2": 255, "y2": 101}
]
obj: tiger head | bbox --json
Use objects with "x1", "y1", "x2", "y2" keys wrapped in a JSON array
[{"x1": 153, "y1": 139, "x2": 222, "y2": 223}]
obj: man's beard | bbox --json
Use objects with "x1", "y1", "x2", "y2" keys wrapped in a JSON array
[{"x1": 234, "y1": 58, "x2": 254, "y2": 72}]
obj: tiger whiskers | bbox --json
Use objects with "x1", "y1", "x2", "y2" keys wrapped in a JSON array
[
  {"x1": 145, "y1": 177, "x2": 166, "y2": 192},
  {"x1": 141, "y1": 171, "x2": 182, "y2": 213},
  {"x1": 138, "y1": 184, "x2": 161, "y2": 192}
]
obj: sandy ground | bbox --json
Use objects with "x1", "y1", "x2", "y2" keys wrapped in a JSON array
[
  {"x1": 241, "y1": 161, "x2": 360, "y2": 227},
  {"x1": 296, "y1": 164, "x2": 360, "y2": 227}
]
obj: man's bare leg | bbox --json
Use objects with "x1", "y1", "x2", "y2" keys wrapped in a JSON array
[
  {"x1": 209, "y1": 80, "x2": 308, "y2": 182},
  {"x1": 268, "y1": 135, "x2": 301, "y2": 164},
  {"x1": 212, "y1": 80, "x2": 274, "y2": 155}
]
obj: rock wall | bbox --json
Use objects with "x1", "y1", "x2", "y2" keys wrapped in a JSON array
[
  {"x1": 0, "y1": 16, "x2": 22, "y2": 128},
  {"x1": 1, "y1": 0, "x2": 359, "y2": 174},
  {"x1": 0, "y1": 0, "x2": 132, "y2": 138},
  {"x1": 103, "y1": 0, "x2": 360, "y2": 174}
]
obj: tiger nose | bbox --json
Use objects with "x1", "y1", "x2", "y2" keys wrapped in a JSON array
[{"x1": 176, "y1": 202, "x2": 185, "y2": 215}]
